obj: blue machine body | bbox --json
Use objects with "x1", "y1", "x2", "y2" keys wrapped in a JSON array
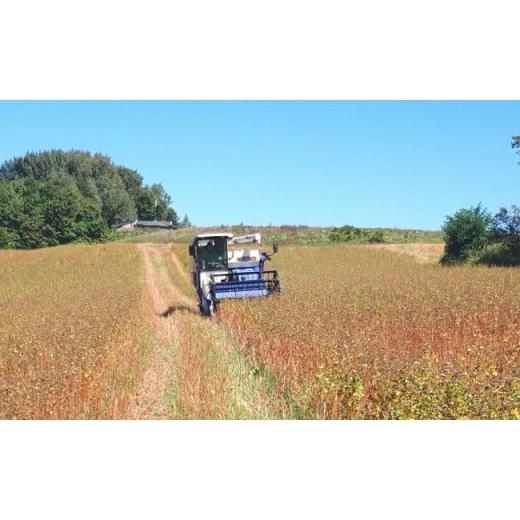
[{"x1": 212, "y1": 266, "x2": 269, "y2": 300}]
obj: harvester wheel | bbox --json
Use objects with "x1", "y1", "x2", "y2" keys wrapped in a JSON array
[{"x1": 200, "y1": 298, "x2": 216, "y2": 316}]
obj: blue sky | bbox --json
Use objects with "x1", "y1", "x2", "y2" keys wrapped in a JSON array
[{"x1": 0, "y1": 101, "x2": 518, "y2": 229}]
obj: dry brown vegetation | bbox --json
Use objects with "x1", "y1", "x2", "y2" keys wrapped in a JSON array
[
  {"x1": 220, "y1": 245, "x2": 520, "y2": 419},
  {"x1": 2, "y1": 239, "x2": 520, "y2": 420},
  {"x1": 0, "y1": 241, "x2": 284, "y2": 419},
  {"x1": 132, "y1": 243, "x2": 284, "y2": 419},
  {"x1": 372, "y1": 243, "x2": 445, "y2": 263},
  {"x1": 0, "y1": 244, "x2": 150, "y2": 419}
]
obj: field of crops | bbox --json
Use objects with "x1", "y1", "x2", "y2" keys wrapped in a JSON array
[
  {"x1": 0, "y1": 244, "x2": 150, "y2": 419},
  {"x1": 219, "y1": 245, "x2": 520, "y2": 419},
  {"x1": 2, "y1": 239, "x2": 520, "y2": 420}
]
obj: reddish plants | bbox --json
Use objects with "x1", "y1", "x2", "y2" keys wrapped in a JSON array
[
  {"x1": 220, "y1": 245, "x2": 520, "y2": 419},
  {"x1": 0, "y1": 244, "x2": 149, "y2": 419}
]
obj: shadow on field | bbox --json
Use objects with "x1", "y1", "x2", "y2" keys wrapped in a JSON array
[{"x1": 159, "y1": 304, "x2": 198, "y2": 318}]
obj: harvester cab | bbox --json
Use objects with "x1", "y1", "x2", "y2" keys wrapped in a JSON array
[{"x1": 189, "y1": 232, "x2": 281, "y2": 315}]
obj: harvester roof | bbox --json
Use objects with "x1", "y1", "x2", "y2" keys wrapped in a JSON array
[{"x1": 196, "y1": 233, "x2": 233, "y2": 239}]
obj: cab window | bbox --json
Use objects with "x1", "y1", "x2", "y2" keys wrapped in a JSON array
[{"x1": 197, "y1": 237, "x2": 228, "y2": 270}]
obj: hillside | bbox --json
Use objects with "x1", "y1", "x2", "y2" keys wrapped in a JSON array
[{"x1": 126, "y1": 224, "x2": 444, "y2": 246}]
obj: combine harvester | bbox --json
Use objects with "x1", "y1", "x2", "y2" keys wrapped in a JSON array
[{"x1": 189, "y1": 232, "x2": 281, "y2": 315}]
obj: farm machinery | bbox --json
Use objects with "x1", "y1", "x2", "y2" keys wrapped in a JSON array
[{"x1": 189, "y1": 232, "x2": 281, "y2": 315}]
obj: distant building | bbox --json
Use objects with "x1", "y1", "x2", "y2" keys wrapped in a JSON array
[
  {"x1": 115, "y1": 220, "x2": 137, "y2": 232},
  {"x1": 136, "y1": 220, "x2": 175, "y2": 229},
  {"x1": 115, "y1": 219, "x2": 175, "y2": 232}
]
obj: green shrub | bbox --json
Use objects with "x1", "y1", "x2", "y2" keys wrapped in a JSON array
[
  {"x1": 477, "y1": 242, "x2": 520, "y2": 267},
  {"x1": 484, "y1": 206, "x2": 520, "y2": 265},
  {"x1": 368, "y1": 230, "x2": 385, "y2": 243},
  {"x1": 0, "y1": 227, "x2": 16, "y2": 248},
  {"x1": 329, "y1": 225, "x2": 363, "y2": 242},
  {"x1": 441, "y1": 205, "x2": 492, "y2": 264}
]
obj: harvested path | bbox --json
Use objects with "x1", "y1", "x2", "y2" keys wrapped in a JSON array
[
  {"x1": 370, "y1": 242, "x2": 444, "y2": 263},
  {"x1": 131, "y1": 244, "x2": 192, "y2": 418},
  {"x1": 132, "y1": 243, "x2": 283, "y2": 419}
]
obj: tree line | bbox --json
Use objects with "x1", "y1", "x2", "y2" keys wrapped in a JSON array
[{"x1": 0, "y1": 150, "x2": 186, "y2": 249}]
